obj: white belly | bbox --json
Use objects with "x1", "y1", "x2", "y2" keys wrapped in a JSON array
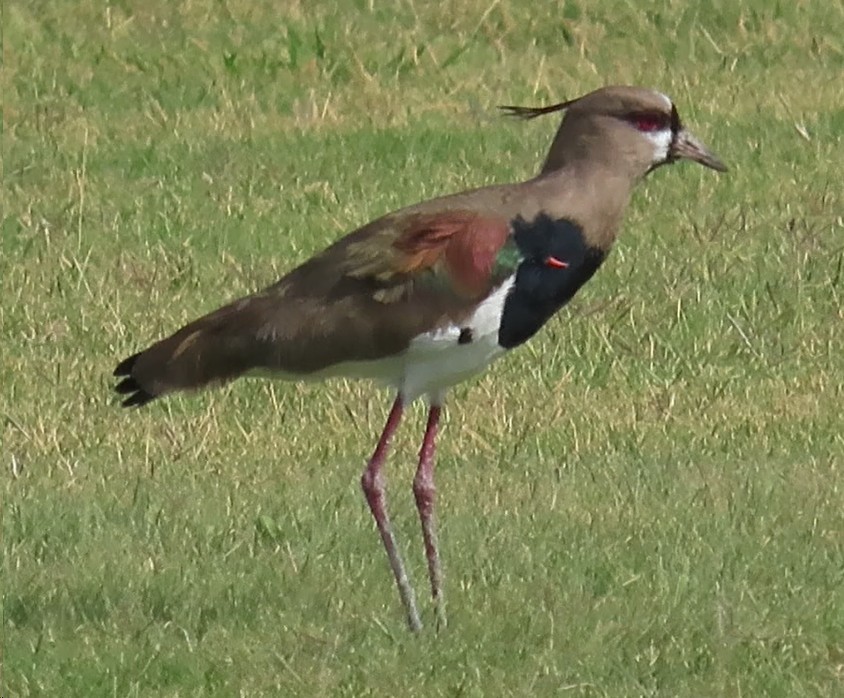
[
  {"x1": 399, "y1": 278, "x2": 514, "y2": 401},
  {"x1": 272, "y1": 276, "x2": 515, "y2": 403}
]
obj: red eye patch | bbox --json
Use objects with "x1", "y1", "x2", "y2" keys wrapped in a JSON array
[{"x1": 634, "y1": 115, "x2": 665, "y2": 132}]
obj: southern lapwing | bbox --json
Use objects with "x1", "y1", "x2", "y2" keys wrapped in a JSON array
[{"x1": 113, "y1": 85, "x2": 727, "y2": 631}]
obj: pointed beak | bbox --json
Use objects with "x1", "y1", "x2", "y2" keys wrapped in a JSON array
[{"x1": 670, "y1": 129, "x2": 728, "y2": 172}]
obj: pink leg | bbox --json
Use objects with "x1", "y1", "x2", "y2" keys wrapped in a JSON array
[
  {"x1": 413, "y1": 404, "x2": 446, "y2": 629},
  {"x1": 360, "y1": 396, "x2": 422, "y2": 632}
]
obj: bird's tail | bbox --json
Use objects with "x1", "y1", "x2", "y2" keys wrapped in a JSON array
[{"x1": 113, "y1": 298, "x2": 261, "y2": 407}]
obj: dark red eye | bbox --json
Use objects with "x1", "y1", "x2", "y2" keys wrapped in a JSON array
[{"x1": 633, "y1": 115, "x2": 664, "y2": 132}]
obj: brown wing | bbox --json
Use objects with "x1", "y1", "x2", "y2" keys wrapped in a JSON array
[
  {"x1": 114, "y1": 210, "x2": 512, "y2": 406},
  {"x1": 344, "y1": 210, "x2": 512, "y2": 296}
]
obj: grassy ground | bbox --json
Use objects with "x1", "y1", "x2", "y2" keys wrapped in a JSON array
[{"x1": 3, "y1": 0, "x2": 843, "y2": 695}]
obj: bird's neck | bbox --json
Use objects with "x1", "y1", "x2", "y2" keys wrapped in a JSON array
[{"x1": 529, "y1": 164, "x2": 636, "y2": 250}]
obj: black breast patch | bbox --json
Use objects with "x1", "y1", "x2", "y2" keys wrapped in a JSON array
[{"x1": 498, "y1": 214, "x2": 606, "y2": 349}]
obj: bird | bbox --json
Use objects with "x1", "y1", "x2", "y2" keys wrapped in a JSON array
[{"x1": 113, "y1": 85, "x2": 727, "y2": 632}]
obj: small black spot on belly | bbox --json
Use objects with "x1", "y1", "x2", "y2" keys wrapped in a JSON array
[{"x1": 458, "y1": 327, "x2": 473, "y2": 345}]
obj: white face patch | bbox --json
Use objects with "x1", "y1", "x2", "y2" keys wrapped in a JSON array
[{"x1": 644, "y1": 127, "x2": 673, "y2": 165}]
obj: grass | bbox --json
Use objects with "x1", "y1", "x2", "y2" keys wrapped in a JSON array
[{"x1": 3, "y1": 0, "x2": 843, "y2": 695}]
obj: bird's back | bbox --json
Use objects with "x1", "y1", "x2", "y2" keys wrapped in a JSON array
[{"x1": 115, "y1": 180, "x2": 535, "y2": 404}]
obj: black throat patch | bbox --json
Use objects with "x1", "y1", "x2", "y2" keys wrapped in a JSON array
[{"x1": 498, "y1": 214, "x2": 607, "y2": 349}]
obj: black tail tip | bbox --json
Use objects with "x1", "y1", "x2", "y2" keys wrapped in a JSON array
[
  {"x1": 114, "y1": 352, "x2": 139, "y2": 377},
  {"x1": 113, "y1": 353, "x2": 156, "y2": 407}
]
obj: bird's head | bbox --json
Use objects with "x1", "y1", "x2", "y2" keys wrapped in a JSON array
[{"x1": 502, "y1": 85, "x2": 727, "y2": 179}]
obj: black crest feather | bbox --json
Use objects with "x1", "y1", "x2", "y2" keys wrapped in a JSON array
[{"x1": 498, "y1": 98, "x2": 579, "y2": 120}]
